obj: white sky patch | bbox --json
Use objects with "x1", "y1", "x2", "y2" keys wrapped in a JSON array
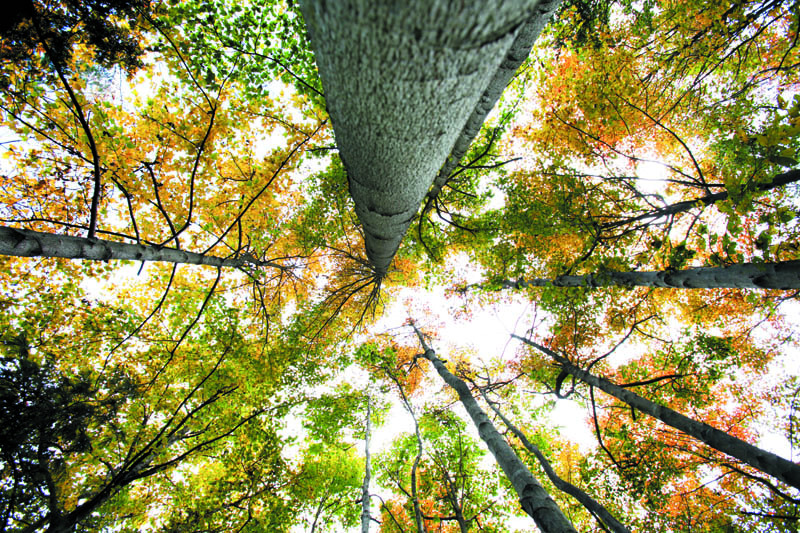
[
  {"x1": 550, "y1": 398, "x2": 596, "y2": 453},
  {"x1": 635, "y1": 159, "x2": 671, "y2": 196},
  {"x1": 80, "y1": 261, "x2": 149, "y2": 302}
]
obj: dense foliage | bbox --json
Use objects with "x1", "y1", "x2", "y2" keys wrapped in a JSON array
[{"x1": 0, "y1": 0, "x2": 798, "y2": 531}]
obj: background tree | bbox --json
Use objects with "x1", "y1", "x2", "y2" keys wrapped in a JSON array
[{"x1": 1, "y1": 0, "x2": 799, "y2": 531}]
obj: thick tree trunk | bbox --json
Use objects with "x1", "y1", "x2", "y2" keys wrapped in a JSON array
[
  {"x1": 412, "y1": 325, "x2": 577, "y2": 533},
  {"x1": 0, "y1": 226, "x2": 279, "y2": 269},
  {"x1": 361, "y1": 396, "x2": 372, "y2": 533},
  {"x1": 490, "y1": 260, "x2": 800, "y2": 290},
  {"x1": 518, "y1": 336, "x2": 800, "y2": 490},
  {"x1": 300, "y1": 0, "x2": 551, "y2": 276},
  {"x1": 424, "y1": 0, "x2": 562, "y2": 209},
  {"x1": 476, "y1": 386, "x2": 629, "y2": 533}
]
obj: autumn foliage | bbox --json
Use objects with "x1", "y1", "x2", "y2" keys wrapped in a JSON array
[{"x1": 0, "y1": 0, "x2": 799, "y2": 532}]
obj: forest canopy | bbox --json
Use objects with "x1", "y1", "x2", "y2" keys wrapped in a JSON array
[{"x1": 0, "y1": 0, "x2": 799, "y2": 531}]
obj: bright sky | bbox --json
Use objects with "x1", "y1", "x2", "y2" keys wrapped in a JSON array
[{"x1": 31, "y1": 40, "x2": 799, "y2": 532}]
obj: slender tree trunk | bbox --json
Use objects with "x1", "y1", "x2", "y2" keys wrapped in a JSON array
[
  {"x1": 517, "y1": 336, "x2": 800, "y2": 490},
  {"x1": 361, "y1": 396, "x2": 372, "y2": 533},
  {"x1": 0, "y1": 226, "x2": 281, "y2": 269},
  {"x1": 475, "y1": 385, "x2": 629, "y2": 533},
  {"x1": 442, "y1": 470, "x2": 470, "y2": 533},
  {"x1": 310, "y1": 491, "x2": 329, "y2": 533},
  {"x1": 411, "y1": 417, "x2": 425, "y2": 533},
  {"x1": 385, "y1": 369, "x2": 425, "y2": 532},
  {"x1": 482, "y1": 260, "x2": 800, "y2": 291},
  {"x1": 602, "y1": 168, "x2": 800, "y2": 231},
  {"x1": 300, "y1": 0, "x2": 552, "y2": 276},
  {"x1": 412, "y1": 324, "x2": 577, "y2": 533}
]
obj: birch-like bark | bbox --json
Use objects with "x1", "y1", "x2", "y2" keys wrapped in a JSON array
[
  {"x1": 411, "y1": 414, "x2": 425, "y2": 533},
  {"x1": 383, "y1": 367, "x2": 426, "y2": 532},
  {"x1": 476, "y1": 386, "x2": 629, "y2": 533},
  {"x1": 517, "y1": 336, "x2": 800, "y2": 490},
  {"x1": 361, "y1": 396, "x2": 372, "y2": 533},
  {"x1": 300, "y1": 0, "x2": 549, "y2": 276},
  {"x1": 483, "y1": 260, "x2": 800, "y2": 290},
  {"x1": 412, "y1": 324, "x2": 577, "y2": 533},
  {"x1": 397, "y1": 380, "x2": 426, "y2": 533},
  {"x1": 0, "y1": 226, "x2": 282, "y2": 269}
]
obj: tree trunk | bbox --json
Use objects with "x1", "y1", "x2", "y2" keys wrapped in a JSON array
[
  {"x1": 424, "y1": 0, "x2": 562, "y2": 209},
  {"x1": 489, "y1": 260, "x2": 800, "y2": 290},
  {"x1": 0, "y1": 226, "x2": 280, "y2": 269},
  {"x1": 476, "y1": 385, "x2": 629, "y2": 533},
  {"x1": 518, "y1": 336, "x2": 800, "y2": 490},
  {"x1": 310, "y1": 492, "x2": 329, "y2": 533},
  {"x1": 442, "y1": 470, "x2": 470, "y2": 533},
  {"x1": 412, "y1": 324, "x2": 577, "y2": 533},
  {"x1": 300, "y1": 0, "x2": 551, "y2": 276},
  {"x1": 361, "y1": 396, "x2": 372, "y2": 533}
]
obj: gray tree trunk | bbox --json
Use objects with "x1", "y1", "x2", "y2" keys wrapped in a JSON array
[
  {"x1": 300, "y1": 0, "x2": 554, "y2": 276},
  {"x1": 517, "y1": 336, "x2": 800, "y2": 490},
  {"x1": 602, "y1": 168, "x2": 800, "y2": 232},
  {"x1": 0, "y1": 226, "x2": 280, "y2": 269},
  {"x1": 424, "y1": 0, "x2": 562, "y2": 211},
  {"x1": 361, "y1": 396, "x2": 372, "y2": 533},
  {"x1": 476, "y1": 386, "x2": 629, "y2": 533},
  {"x1": 412, "y1": 324, "x2": 577, "y2": 532},
  {"x1": 488, "y1": 260, "x2": 800, "y2": 290}
]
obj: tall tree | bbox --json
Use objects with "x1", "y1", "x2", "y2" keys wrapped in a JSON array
[
  {"x1": 299, "y1": 0, "x2": 560, "y2": 276},
  {"x1": 514, "y1": 334, "x2": 800, "y2": 490},
  {"x1": 361, "y1": 394, "x2": 373, "y2": 533},
  {"x1": 469, "y1": 259, "x2": 800, "y2": 291},
  {"x1": 410, "y1": 324, "x2": 577, "y2": 532},
  {"x1": 2, "y1": 0, "x2": 800, "y2": 530},
  {"x1": 473, "y1": 378, "x2": 629, "y2": 533}
]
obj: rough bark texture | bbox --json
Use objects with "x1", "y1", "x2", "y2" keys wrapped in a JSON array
[
  {"x1": 520, "y1": 337, "x2": 800, "y2": 490},
  {"x1": 413, "y1": 326, "x2": 577, "y2": 532},
  {"x1": 300, "y1": 0, "x2": 548, "y2": 275},
  {"x1": 361, "y1": 397, "x2": 372, "y2": 533},
  {"x1": 0, "y1": 226, "x2": 277, "y2": 269},
  {"x1": 498, "y1": 260, "x2": 800, "y2": 290},
  {"x1": 478, "y1": 387, "x2": 629, "y2": 533},
  {"x1": 425, "y1": 0, "x2": 562, "y2": 207}
]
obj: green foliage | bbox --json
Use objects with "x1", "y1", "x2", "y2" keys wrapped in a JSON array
[
  {"x1": 157, "y1": 0, "x2": 321, "y2": 106},
  {"x1": 303, "y1": 384, "x2": 367, "y2": 443},
  {"x1": 292, "y1": 445, "x2": 364, "y2": 531},
  {"x1": 354, "y1": 342, "x2": 397, "y2": 369},
  {"x1": 375, "y1": 408, "x2": 512, "y2": 532},
  {"x1": 159, "y1": 421, "x2": 296, "y2": 532},
  {"x1": 1, "y1": 0, "x2": 799, "y2": 531},
  {"x1": 0, "y1": 334, "x2": 138, "y2": 529}
]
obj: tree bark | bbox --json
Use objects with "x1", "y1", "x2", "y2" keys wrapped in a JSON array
[
  {"x1": 487, "y1": 260, "x2": 800, "y2": 290},
  {"x1": 310, "y1": 491, "x2": 330, "y2": 533},
  {"x1": 424, "y1": 0, "x2": 562, "y2": 211},
  {"x1": 361, "y1": 396, "x2": 372, "y2": 533},
  {"x1": 475, "y1": 385, "x2": 629, "y2": 533},
  {"x1": 412, "y1": 324, "x2": 577, "y2": 533},
  {"x1": 300, "y1": 0, "x2": 551, "y2": 276},
  {"x1": 517, "y1": 336, "x2": 800, "y2": 490},
  {"x1": 0, "y1": 226, "x2": 281, "y2": 269}
]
